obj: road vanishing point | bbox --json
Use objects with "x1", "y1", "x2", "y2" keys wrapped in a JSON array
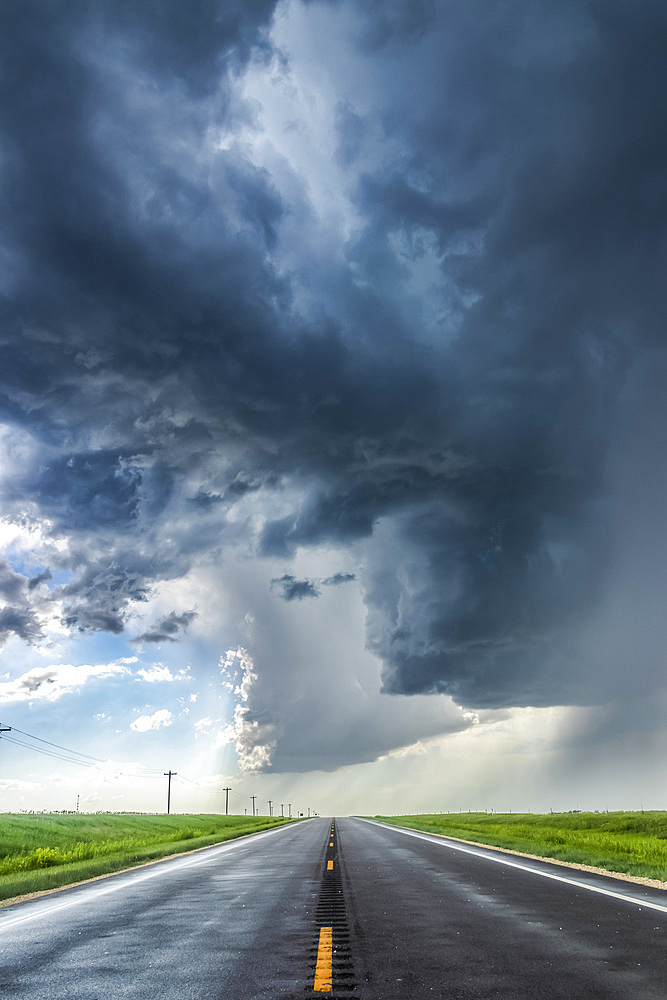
[{"x1": 1, "y1": 816, "x2": 666, "y2": 998}]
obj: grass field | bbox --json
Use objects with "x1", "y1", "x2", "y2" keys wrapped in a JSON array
[
  {"x1": 372, "y1": 811, "x2": 667, "y2": 882},
  {"x1": 0, "y1": 813, "x2": 292, "y2": 902}
]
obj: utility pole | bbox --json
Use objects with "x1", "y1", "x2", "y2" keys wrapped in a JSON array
[
  {"x1": 288, "y1": 803, "x2": 291, "y2": 818},
  {"x1": 164, "y1": 770, "x2": 177, "y2": 814},
  {"x1": 280, "y1": 803, "x2": 284, "y2": 817},
  {"x1": 268, "y1": 800, "x2": 273, "y2": 817},
  {"x1": 250, "y1": 795, "x2": 257, "y2": 816},
  {"x1": 76, "y1": 794, "x2": 80, "y2": 814},
  {"x1": 307, "y1": 807, "x2": 310, "y2": 818},
  {"x1": 222, "y1": 787, "x2": 231, "y2": 816}
]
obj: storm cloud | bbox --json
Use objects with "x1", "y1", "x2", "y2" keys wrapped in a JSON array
[{"x1": 1, "y1": 0, "x2": 667, "y2": 775}]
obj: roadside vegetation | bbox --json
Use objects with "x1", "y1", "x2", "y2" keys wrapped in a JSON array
[
  {"x1": 0, "y1": 813, "x2": 292, "y2": 902},
  {"x1": 372, "y1": 811, "x2": 667, "y2": 882}
]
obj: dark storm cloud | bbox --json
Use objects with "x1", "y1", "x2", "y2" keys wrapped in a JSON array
[
  {"x1": 102, "y1": 0, "x2": 277, "y2": 96},
  {"x1": 260, "y1": 0, "x2": 667, "y2": 709},
  {"x1": 132, "y1": 609, "x2": 198, "y2": 644},
  {"x1": 33, "y1": 453, "x2": 141, "y2": 531},
  {"x1": 339, "y1": 0, "x2": 667, "y2": 707},
  {"x1": 59, "y1": 563, "x2": 150, "y2": 635},
  {"x1": 0, "y1": 0, "x2": 285, "y2": 629},
  {"x1": 310, "y1": 0, "x2": 437, "y2": 51},
  {"x1": 1, "y1": 0, "x2": 667, "y2": 721}
]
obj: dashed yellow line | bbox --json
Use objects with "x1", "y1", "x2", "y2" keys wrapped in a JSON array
[
  {"x1": 314, "y1": 925, "x2": 333, "y2": 992},
  {"x1": 327, "y1": 860, "x2": 334, "y2": 870}
]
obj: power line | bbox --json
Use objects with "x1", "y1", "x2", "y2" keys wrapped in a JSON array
[
  {"x1": 177, "y1": 772, "x2": 229, "y2": 789},
  {"x1": 0, "y1": 734, "x2": 98, "y2": 768},
  {"x1": 1, "y1": 722, "x2": 166, "y2": 773},
  {"x1": 0, "y1": 725, "x2": 164, "y2": 780},
  {"x1": 8, "y1": 726, "x2": 104, "y2": 763}
]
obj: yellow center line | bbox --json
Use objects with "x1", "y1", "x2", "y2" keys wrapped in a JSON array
[
  {"x1": 327, "y1": 860, "x2": 334, "y2": 870},
  {"x1": 314, "y1": 925, "x2": 333, "y2": 992}
]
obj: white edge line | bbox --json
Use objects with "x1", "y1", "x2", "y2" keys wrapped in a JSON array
[
  {"x1": 0, "y1": 823, "x2": 294, "y2": 932},
  {"x1": 359, "y1": 818, "x2": 667, "y2": 916}
]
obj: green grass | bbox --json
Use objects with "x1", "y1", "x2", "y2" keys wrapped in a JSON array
[
  {"x1": 371, "y1": 811, "x2": 667, "y2": 882},
  {"x1": 0, "y1": 813, "x2": 292, "y2": 902}
]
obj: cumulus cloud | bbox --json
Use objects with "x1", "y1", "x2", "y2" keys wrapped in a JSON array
[
  {"x1": 219, "y1": 647, "x2": 275, "y2": 771},
  {"x1": 130, "y1": 709, "x2": 173, "y2": 732}
]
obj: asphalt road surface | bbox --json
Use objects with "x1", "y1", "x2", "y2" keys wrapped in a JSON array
[{"x1": 1, "y1": 816, "x2": 666, "y2": 999}]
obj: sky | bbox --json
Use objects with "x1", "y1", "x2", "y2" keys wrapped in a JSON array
[{"x1": 1, "y1": 0, "x2": 666, "y2": 817}]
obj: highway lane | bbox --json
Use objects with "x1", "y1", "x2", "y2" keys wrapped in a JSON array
[
  {"x1": 1, "y1": 815, "x2": 666, "y2": 998},
  {"x1": 0, "y1": 818, "x2": 329, "y2": 999},
  {"x1": 337, "y1": 818, "x2": 667, "y2": 999}
]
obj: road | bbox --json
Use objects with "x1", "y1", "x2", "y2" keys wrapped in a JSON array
[{"x1": 0, "y1": 816, "x2": 666, "y2": 998}]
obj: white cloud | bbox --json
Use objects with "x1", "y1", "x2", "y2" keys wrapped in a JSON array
[
  {"x1": 137, "y1": 664, "x2": 178, "y2": 683},
  {"x1": 0, "y1": 658, "x2": 133, "y2": 703},
  {"x1": 130, "y1": 708, "x2": 173, "y2": 732}
]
